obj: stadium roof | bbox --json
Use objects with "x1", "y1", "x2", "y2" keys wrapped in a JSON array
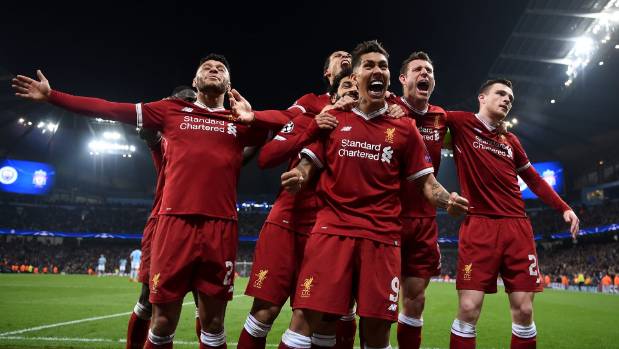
[{"x1": 1, "y1": 0, "x2": 618, "y2": 197}]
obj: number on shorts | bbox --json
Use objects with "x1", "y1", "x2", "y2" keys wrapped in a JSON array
[
  {"x1": 389, "y1": 277, "x2": 400, "y2": 302},
  {"x1": 528, "y1": 255, "x2": 538, "y2": 276},
  {"x1": 223, "y1": 261, "x2": 234, "y2": 286}
]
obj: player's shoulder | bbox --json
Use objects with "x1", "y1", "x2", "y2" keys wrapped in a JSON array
[{"x1": 427, "y1": 104, "x2": 447, "y2": 116}]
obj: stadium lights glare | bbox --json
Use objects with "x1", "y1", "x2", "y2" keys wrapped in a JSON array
[
  {"x1": 88, "y1": 139, "x2": 137, "y2": 155},
  {"x1": 94, "y1": 118, "x2": 117, "y2": 124},
  {"x1": 102, "y1": 131, "x2": 121, "y2": 140},
  {"x1": 551, "y1": 99, "x2": 556, "y2": 104},
  {"x1": 37, "y1": 121, "x2": 45, "y2": 128},
  {"x1": 18, "y1": 118, "x2": 25, "y2": 124},
  {"x1": 27, "y1": 121, "x2": 32, "y2": 126},
  {"x1": 599, "y1": 61, "x2": 605, "y2": 66},
  {"x1": 511, "y1": 118, "x2": 518, "y2": 124}
]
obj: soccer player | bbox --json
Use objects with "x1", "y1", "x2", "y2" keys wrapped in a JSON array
[
  {"x1": 12, "y1": 54, "x2": 269, "y2": 349},
  {"x1": 446, "y1": 79, "x2": 580, "y2": 349},
  {"x1": 276, "y1": 40, "x2": 469, "y2": 349},
  {"x1": 236, "y1": 68, "x2": 357, "y2": 349},
  {"x1": 97, "y1": 254, "x2": 106, "y2": 276},
  {"x1": 388, "y1": 51, "x2": 447, "y2": 349},
  {"x1": 130, "y1": 248, "x2": 142, "y2": 281},
  {"x1": 119, "y1": 257, "x2": 128, "y2": 276}
]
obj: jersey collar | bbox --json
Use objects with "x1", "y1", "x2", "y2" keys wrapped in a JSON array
[
  {"x1": 352, "y1": 102, "x2": 389, "y2": 121},
  {"x1": 399, "y1": 97, "x2": 428, "y2": 115},
  {"x1": 194, "y1": 100, "x2": 226, "y2": 113},
  {"x1": 475, "y1": 113, "x2": 497, "y2": 132}
]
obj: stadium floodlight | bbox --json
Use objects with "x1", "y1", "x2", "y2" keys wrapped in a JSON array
[
  {"x1": 37, "y1": 121, "x2": 45, "y2": 128},
  {"x1": 550, "y1": 99, "x2": 556, "y2": 104},
  {"x1": 102, "y1": 131, "x2": 121, "y2": 140},
  {"x1": 46, "y1": 122, "x2": 59, "y2": 133},
  {"x1": 88, "y1": 139, "x2": 137, "y2": 155},
  {"x1": 94, "y1": 118, "x2": 117, "y2": 124},
  {"x1": 18, "y1": 118, "x2": 25, "y2": 124},
  {"x1": 574, "y1": 37, "x2": 594, "y2": 55},
  {"x1": 27, "y1": 121, "x2": 32, "y2": 126},
  {"x1": 564, "y1": 79, "x2": 573, "y2": 87},
  {"x1": 599, "y1": 61, "x2": 605, "y2": 66},
  {"x1": 511, "y1": 118, "x2": 518, "y2": 125}
]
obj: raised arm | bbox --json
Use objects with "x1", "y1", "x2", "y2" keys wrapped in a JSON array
[
  {"x1": 519, "y1": 165, "x2": 579, "y2": 237},
  {"x1": 12, "y1": 70, "x2": 141, "y2": 125}
]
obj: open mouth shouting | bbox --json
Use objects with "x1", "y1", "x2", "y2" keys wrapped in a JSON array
[
  {"x1": 368, "y1": 79, "x2": 386, "y2": 99},
  {"x1": 416, "y1": 79, "x2": 431, "y2": 96}
]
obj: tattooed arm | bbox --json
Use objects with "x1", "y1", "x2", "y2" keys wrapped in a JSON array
[{"x1": 415, "y1": 173, "x2": 469, "y2": 217}]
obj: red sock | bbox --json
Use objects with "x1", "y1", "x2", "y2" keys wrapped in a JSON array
[
  {"x1": 334, "y1": 319, "x2": 356, "y2": 349},
  {"x1": 195, "y1": 317, "x2": 202, "y2": 341},
  {"x1": 126, "y1": 312, "x2": 150, "y2": 349},
  {"x1": 449, "y1": 333, "x2": 475, "y2": 349},
  {"x1": 511, "y1": 334, "x2": 536, "y2": 349},
  {"x1": 237, "y1": 328, "x2": 267, "y2": 349},
  {"x1": 397, "y1": 322, "x2": 422, "y2": 349},
  {"x1": 144, "y1": 339, "x2": 173, "y2": 349}
]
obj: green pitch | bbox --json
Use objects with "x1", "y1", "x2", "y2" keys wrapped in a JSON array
[{"x1": 0, "y1": 274, "x2": 617, "y2": 349}]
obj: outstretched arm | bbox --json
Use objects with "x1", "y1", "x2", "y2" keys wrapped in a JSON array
[
  {"x1": 415, "y1": 173, "x2": 469, "y2": 217},
  {"x1": 12, "y1": 70, "x2": 142, "y2": 125},
  {"x1": 519, "y1": 165, "x2": 579, "y2": 237}
]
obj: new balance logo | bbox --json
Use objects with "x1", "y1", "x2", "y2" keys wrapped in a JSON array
[
  {"x1": 341, "y1": 126, "x2": 352, "y2": 132},
  {"x1": 387, "y1": 304, "x2": 397, "y2": 312},
  {"x1": 182, "y1": 107, "x2": 193, "y2": 113},
  {"x1": 226, "y1": 123, "x2": 237, "y2": 137},
  {"x1": 381, "y1": 146, "x2": 393, "y2": 163}
]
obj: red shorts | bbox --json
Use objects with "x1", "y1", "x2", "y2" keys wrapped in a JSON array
[
  {"x1": 148, "y1": 215, "x2": 237, "y2": 304},
  {"x1": 245, "y1": 223, "x2": 309, "y2": 306},
  {"x1": 138, "y1": 216, "x2": 157, "y2": 284},
  {"x1": 456, "y1": 216, "x2": 543, "y2": 294},
  {"x1": 293, "y1": 233, "x2": 401, "y2": 322},
  {"x1": 401, "y1": 217, "x2": 441, "y2": 278}
]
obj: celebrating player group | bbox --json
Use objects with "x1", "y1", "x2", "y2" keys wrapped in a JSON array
[{"x1": 12, "y1": 39, "x2": 580, "y2": 349}]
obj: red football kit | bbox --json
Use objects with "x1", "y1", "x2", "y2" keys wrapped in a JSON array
[
  {"x1": 137, "y1": 139, "x2": 166, "y2": 284},
  {"x1": 293, "y1": 104, "x2": 434, "y2": 321},
  {"x1": 392, "y1": 96, "x2": 448, "y2": 278},
  {"x1": 246, "y1": 113, "x2": 324, "y2": 305},
  {"x1": 447, "y1": 111, "x2": 570, "y2": 293},
  {"x1": 245, "y1": 93, "x2": 331, "y2": 306},
  {"x1": 47, "y1": 90, "x2": 268, "y2": 303}
]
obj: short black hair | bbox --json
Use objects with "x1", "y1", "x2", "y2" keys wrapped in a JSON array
[
  {"x1": 328, "y1": 67, "x2": 353, "y2": 97},
  {"x1": 351, "y1": 40, "x2": 389, "y2": 70},
  {"x1": 399, "y1": 51, "x2": 433, "y2": 76},
  {"x1": 198, "y1": 53, "x2": 231, "y2": 74},
  {"x1": 478, "y1": 79, "x2": 512, "y2": 94}
]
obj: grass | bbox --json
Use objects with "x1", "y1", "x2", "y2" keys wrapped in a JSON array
[{"x1": 0, "y1": 274, "x2": 618, "y2": 348}]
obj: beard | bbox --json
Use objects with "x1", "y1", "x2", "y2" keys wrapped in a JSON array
[{"x1": 196, "y1": 78, "x2": 228, "y2": 96}]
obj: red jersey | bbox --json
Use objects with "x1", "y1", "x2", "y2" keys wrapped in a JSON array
[
  {"x1": 147, "y1": 138, "x2": 166, "y2": 219},
  {"x1": 48, "y1": 91, "x2": 268, "y2": 220},
  {"x1": 392, "y1": 96, "x2": 448, "y2": 218},
  {"x1": 447, "y1": 111, "x2": 530, "y2": 217},
  {"x1": 253, "y1": 93, "x2": 331, "y2": 129},
  {"x1": 302, "y1": 104, "x2": 434, "y2": 245},
  {"x1": 258, "y1": 113, "x2": 323, "y2": 231}
]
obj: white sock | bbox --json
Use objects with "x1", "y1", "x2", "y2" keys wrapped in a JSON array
[
  {"x1": 244, "y1": 313, "x2": 272, "y2": 338},
  {"x1": 282, "y1": 329, "x2": 311, "y2": 349},
  {"x1": 133, "y1": 302, "x2": 151, "y2": 320},
  {"x1": 398, "y1": 313, "x2": 423, "y2": 327},
  {"x1": 340, "y1": 307, "x2": 356, "y2": 321},
  {"x1": 200, "y1": 329, "x2": 226, "y2": 347},
  {"x1": 451, "y1": 319, "x2": 476, "y2": 338},
  {"x1": 147, "y1": 329, "x2": 174, "y2": 345},
  {"x1": 311, "y1": 333, "x2": 336, "y2": 347},
  {"x1": 195, "y1": 308, "x2": 200, "y2": 318},
  {"x1": 512, "y1": 322, "x2": 537, "y2": 338}
]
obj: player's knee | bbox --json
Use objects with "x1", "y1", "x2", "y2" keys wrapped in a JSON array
[
  {"x1": 459, "y1": 299, "x2": 481, "y2": 321},
  {"x1": 511, "y1": 303, "x2": 534, "y2": 323},
  {"x1": 151, "y1": 314, "x2": 175, "y2": 335},
  {"x1": 202, "y1": 315, "x2": 225, "y2": 333},
  {"x1": 250, "y1": 300, "x2": 282, "y2": 324}
]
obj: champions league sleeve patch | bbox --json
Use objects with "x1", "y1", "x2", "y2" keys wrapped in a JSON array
[{"x1": 281, "y1": 121, "x2": 295, "y2": 134}]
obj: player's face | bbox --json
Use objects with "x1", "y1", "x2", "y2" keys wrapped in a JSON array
[
  {"x1": 479, "y1": 83, "x2": 514, "y2": 119},
  {"x1": 193, "y1": 60, "x2": 230, "y2": 95},
  {"x1": 399, "y1": 59, "x2": 435, "y2": 101},
  {"x1": 353, "y1": 52, "x2": 390, "y2": 103},
  {"x1": 325, "y1": 51, "x2": 352, "y2": 81},
  {"x1": 336, "y1": 76, "x2": 359, "y2": 101}
]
